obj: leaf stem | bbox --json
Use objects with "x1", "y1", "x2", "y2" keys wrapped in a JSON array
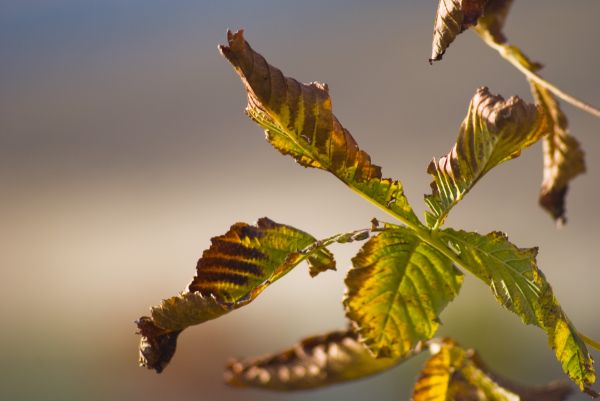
[
  {"x1": 479, "y1": 34, "x2": 600, "y2": 119},
  {"x1": 578, "y1": 331, "x2": 600, "y2": 353}
]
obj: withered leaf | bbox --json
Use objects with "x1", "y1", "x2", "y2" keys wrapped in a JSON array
[
  {"x1": 531, "y1": 84, "x2": 586, "y2": 224},
  {"x1": 220, "y1": 30, "x2": 419, "y2": 226},
  {"x1": 225, "y1": 328, "x2": 420, "y2": 390},
  {"x1": 137, "y1": 217, "x2": 335, "y2": 372},
  {"x1": 425, "y1": 87, "x2": 547, "y2": 228},
  {"x1": 430, "y1": 0, "x2": 489, "y2": 63}
]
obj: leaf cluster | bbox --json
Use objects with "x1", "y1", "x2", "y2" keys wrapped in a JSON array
[{"x1": 136, "y1": 3, "x2": 600, "y2": 399}]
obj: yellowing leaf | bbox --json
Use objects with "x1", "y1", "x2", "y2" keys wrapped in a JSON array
[
  {"x1": 439, "y1": 229, "x2": 595, "y2": 390},
  {"x1": 531, "y1": 84, "x2": 586, "y2": 224},
  {"x1": 414, "y1": 339, "x2": 574, "y2": 401},
  {"x1": 225, "y1": 328, "x2": 419, "y2": 391},
  {"x1": 137, "y1": 217, "x2": 335, "y2": 372},
  {"x1": 425, "y1": 87, "x2": 547, "y2": 228},
  {"x1": 188, "y1": 217, "x2": 334, "y2": 302},
  {"x1": 430, "y1": 0, "x2": 488, "y2": 63},
  {"x1": 220, "y1": 30, "x2": 419, "y2": 226},
  {"x1": 344, "y1": 227, "x2": 463, "y2": 358}
]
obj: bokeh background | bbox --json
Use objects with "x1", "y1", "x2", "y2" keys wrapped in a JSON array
[{"x1": 2, "y1": 1, "x2": 599, "y2": 400}]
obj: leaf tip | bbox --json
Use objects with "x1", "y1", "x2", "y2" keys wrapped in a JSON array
[{"x1": 136, "y1": 317, "x2": 181, "y2": 373}]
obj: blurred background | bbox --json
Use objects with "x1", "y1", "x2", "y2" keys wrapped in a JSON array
[{"x1": 1, "y1": 1, "x2": 599, "y2": 400}]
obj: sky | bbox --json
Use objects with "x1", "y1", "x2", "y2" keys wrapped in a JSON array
[{"x1": 1, "y1": 1, "x2": 600, "y2": 400}]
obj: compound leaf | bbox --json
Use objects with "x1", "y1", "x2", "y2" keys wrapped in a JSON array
[
  {"x1": 344, "y1": 227, "x2": 463, "y2": 358},
  {"x1": 424, "y1": 87, "x2": 547, "y2": 228},
  {"x1": 439, "y1": 229, "x2": 595, "y2": 390},
  {"x1": 225, "y1": 328, "x2": 420, "y2": 391},
  {"x1": 137, "y1": 217, "x2": 335, "y2": 372},
  {"x1": 220, "y1": 30, "x2": 419, "y2": 226},
  {"x1": 414, "y1": 339, "x2": 574, "y2": 401},
  {"x1": 430, "y1": 0, "x2": 488, "y2": 63}
]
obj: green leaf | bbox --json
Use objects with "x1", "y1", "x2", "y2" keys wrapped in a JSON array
[
  {"x1": 225, "y1": 328, "x2": 420, "y2": 391},
  {"x1": 439, "y1": 229, "x2": 595, "y2": 390},
  {"x1": 344, "y1": 227, "x2": 463, "y2": 358},
  {"x1": 430, "y1": 0, "x2": 488, "y2": 63},
  {"x1": 413, "y1": 339, "x2": 574, "y2": 401},
  {"x1": 219, "y1": 30, "x2": 420, "y2": 226},
  {"x1": 424, "y1": 87, "x2": 548, "y2": 228},
  {"x1": 137, "y1": 217, "x2": 335, "y2": 372}
]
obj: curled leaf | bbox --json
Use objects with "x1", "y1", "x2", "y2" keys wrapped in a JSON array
[
  {"x1": 220, "y1": 30, "x2": 419, "y2": 226},
  {"x1": 344, "y1": 227, "x2": 463, "y2": 358},
  {"x1": 137, "y1": 217, "x2": 335, "y2": 372},
  {"x1": 424, "y1": 87, "x2": 547, "y2": 228},
  {"x1": 531, "y1": 84, "x2": 586, "y2": 224},
  {"x1": 439, "y1": 229, "x2": 595, "y2": 390},
  {"x1": 430, "y1": 0, "x2": 489, "y2": 63},
  {"x1": 225, "y1": 328, "x2": 420, "y2": 390},
  {"x1": 414, "y1": 339, "x2": 574, "y2": 401}
]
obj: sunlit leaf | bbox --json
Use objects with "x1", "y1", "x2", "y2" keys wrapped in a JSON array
[
  {"x1": 473, "y1": 4, "x2": 586, "y2": 224},
  {"x1": 188, "y1": 217, "x2": 335, "y2": 301},
  {"x1": 137, "y1": 217, "x2": 335, "y2": 372},
  {"x1": 530, "y1": 84, "x2": 586, "y2": 223},
  {"x1": 225, "y1": 328, "x2": 420, "y2": 390},
  {"x1": 430, "y1": 0, "x2": 488, "y2": 63},
  {"x1": 424, "y1": 87, "x2": 547, "y2": 228},
  {"x1": 220, "y1": 30, "x2": 420, "y2": 226},
  {"x1": 414, "y1": 339, "x2": 574, "y2": 401},
  {"x1": 439, "y1": 229, "x2": 595, "y2": 389},
  {"x1": 344, "y1": 227, "x2": 463, "y2": 358}
]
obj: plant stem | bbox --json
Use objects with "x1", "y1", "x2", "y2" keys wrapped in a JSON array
[
  {"x1": 480, "y1": 34, "x2": 600, "y2": 119},
  {"x1": 579, "y1": 331, "x2": 600, "y2": 353}
]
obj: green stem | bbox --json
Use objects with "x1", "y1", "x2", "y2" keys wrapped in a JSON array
[
  {"x1": 579, "y1": 331, "x2": 600, "y2": 353},
  {"x1": 480, "y1": 34, "x2": 600, "y2": 119}
]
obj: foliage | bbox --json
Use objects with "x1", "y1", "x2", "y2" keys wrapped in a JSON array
[{"x1": 136, "y1": 2, "x2": 600, "y2": 399}]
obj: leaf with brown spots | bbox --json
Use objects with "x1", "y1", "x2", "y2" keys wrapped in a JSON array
[
  {"x1": 424, "y1": 87, "x2": 548, "y2": 228},
  {"x1": 225, "y1": 328, "x2": 421, "y2": 390},
  {"x1": 137, "y1": 217, "x2": 336, "y2": 372},
  {"x1": 220, "y1": 30, "x2": 420, "y2": 226},
  {"x1": 430, "y1": 0, "x2": 489, "y2": 63}
]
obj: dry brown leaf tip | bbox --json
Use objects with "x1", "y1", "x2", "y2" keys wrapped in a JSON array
[{"x1": 430, "y1": 0, "x2": 489, "y2": 63}]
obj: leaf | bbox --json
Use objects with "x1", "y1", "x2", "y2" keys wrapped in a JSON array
[
  {"x1": 413, "y1": 339, "x2": 574, "y2": 401},
  {"x1": 430, "y1": 0, "x2": 489, "y2": 63},
  {"x1": 219, "y1": 30, "x2": 420, "y2": 226},
  {"x1": 137, "y1": 217, "x2": 335, "y2": 372},
  {"x1": 344, "y1": 227, "x2": 463, "y2": 358},
  {"x1": 225, "y1": 328, "x2": 421, "y2": 391},
  {"x1": 531, "y1": 84, "x2": 586, "y2": 224},
  {"x1": 439, "y1": 229, "x2": 595, "y2": 390},
  {"x1": 424, "y1": 87, "x2": 548, "y2": 228}
]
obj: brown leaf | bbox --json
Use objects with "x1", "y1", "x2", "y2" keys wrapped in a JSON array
[
  {"x1": 430, "y1": 0, "x2": 489, "y2": 63},
  {"x1": 225, "y1": 328, "x2": 419, "y2": 390},
  {"x1": 530, "y1": 83, "x2": 586, "y2": 224}
]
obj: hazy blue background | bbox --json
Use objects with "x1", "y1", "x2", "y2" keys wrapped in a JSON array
[{"x1": 1, "y1": 1, "x2": 599, "y2": 400}]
